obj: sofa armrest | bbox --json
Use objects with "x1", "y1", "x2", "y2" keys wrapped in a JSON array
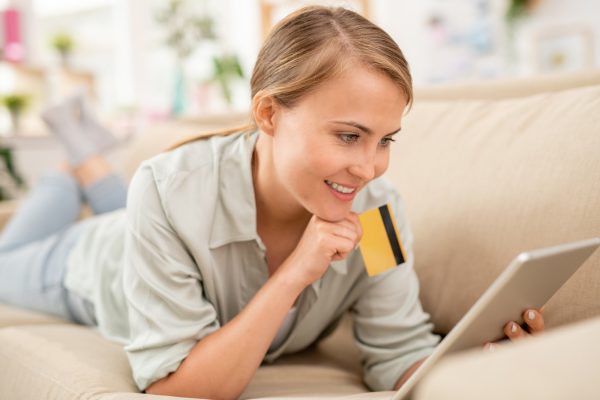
[{"x1": 414, "y1": 316, "x2": 600, "y2": 400}]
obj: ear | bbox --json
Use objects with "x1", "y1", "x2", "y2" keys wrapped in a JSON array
[{"x1": 252, "y1": 91, "x2": 280, "y2": 137}]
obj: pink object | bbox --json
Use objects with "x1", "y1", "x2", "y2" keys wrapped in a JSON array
[{"x1": 3, "y1": 8, "x2": 25, "y2": 62}]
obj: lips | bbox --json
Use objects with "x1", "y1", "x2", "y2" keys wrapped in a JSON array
[{"x1": 324, "y1": 179, "x2": 356, "y2": 194}]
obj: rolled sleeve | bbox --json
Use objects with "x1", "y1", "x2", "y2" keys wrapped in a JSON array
[
  {"x1": 123, "y1": 163, "x2": 221, "y2": 391},
  {"x1": 351, "y1": 194, "x2": 440, "y2": 391}
]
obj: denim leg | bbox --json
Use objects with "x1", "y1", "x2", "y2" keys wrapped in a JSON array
[
  {"x1": 81, "y1": 173, "x2": 127, "y2": 215},
  {"x1": 0, "y1": 223, "x2": 85, "y2": 323},
  {"x1": 0, "y1": 172, "x2": 82, "y2": 252},
  {"x1": 0, "y1": 172, "x2": 124, "y2": 325}
]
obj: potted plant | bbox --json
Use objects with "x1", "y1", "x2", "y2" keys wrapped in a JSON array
[
  {"x1": 155, "y1": 0, "x2": 216, "y2": 115},
  {"x1": 0, "y1": 94, "x2": 28, "y2": 200},
  {"x1": 504, "y1": 0, "x2": 541, "y2": 69},
  {"x1": 0, "y1": 145, "x2": 25, "y2": 201},
  {"x1": 1, "y1": 93, "x2": 29, "y2": 134},
  {"x1": 51, "y1": 32, "x2": 75, "y2": 67},
  {"x1": 505, "y1": 0, "x2": 542, "y2": 32},
  {"x1": 209, "y1": 54, "x2": 245, "y2": 106}
]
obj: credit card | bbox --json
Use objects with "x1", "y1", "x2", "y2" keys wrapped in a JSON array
[{"x1": 358, "y1": 204, "x2": 406, "y2": 276}]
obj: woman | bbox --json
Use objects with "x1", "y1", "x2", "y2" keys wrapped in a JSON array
[{"x1": 0, "y1": 6, "x2": 544, "y2": 399}]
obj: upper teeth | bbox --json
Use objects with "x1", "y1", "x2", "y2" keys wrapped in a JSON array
[{"x1": 325, "y1": 180, "x2": 355, "y2": 194}]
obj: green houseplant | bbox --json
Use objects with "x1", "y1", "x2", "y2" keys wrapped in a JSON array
[
  {"x1": 0, "y1": 145, "x2": 25, "y2": 201},
  {"x1": 51, "y1": 32, "x2": 75, "y2": 67},
  {"x1": 209, "y1": 54, "x2": 244, "y2": 105},
  {"x1": 0, "y1": 94, "x2": 28, "y2": 200},
  {"x1": 1, "y1": 94, "x2": 29, "y2": 134},
  {"x1": 504, "y1": 0, "x2": 541, "y2": 70},
  {"x1": 155, "y1": 0, "x2": 216, "y2": 115}
]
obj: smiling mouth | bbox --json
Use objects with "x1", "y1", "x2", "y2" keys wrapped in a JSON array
[{"x1": 324, "y1": 180, "x2": 356, "y2": 194}]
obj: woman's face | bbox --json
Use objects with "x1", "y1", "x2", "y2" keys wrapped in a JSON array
[{"x1": 270, "y1": 65, "x2": 407, "y2": 222}]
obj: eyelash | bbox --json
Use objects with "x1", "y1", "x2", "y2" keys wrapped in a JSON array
[{"x1": 338, "y1": 133, "x2": 396, "y2": 147}]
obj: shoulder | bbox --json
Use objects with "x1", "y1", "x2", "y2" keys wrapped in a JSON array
[
  {"x1": 129, "y1": 131, "x2": 257, "y2": 197},
  {"x1": 126, "y1": 130, "x2": 257, "y2": 234},
  {"x1": 137, "y1": 131, "x2": 252, "y2": 181}
]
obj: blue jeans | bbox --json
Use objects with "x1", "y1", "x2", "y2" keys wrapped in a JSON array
[{"x1": 0, "y1": 172, "x2": 127, "y2": 325}]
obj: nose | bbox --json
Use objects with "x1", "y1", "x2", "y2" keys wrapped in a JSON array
[{"x1": 348, "y1": 149, "x2": 376, "y2": 181}]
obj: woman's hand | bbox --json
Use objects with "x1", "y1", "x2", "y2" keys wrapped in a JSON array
[
  {"x1": 279, "y1": 212, "x2": 362, "y2": 288},
  {"x1": 484, "y1": 308, "x2": 545, "y2": 351}
]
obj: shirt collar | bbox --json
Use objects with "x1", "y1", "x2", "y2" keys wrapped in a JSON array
[
  {"x1": 209, "y1": 131, "x2": 261, "y2": 249},
  {"x1": 208, "y1": 130, "x2": 349, "y2": 276}
]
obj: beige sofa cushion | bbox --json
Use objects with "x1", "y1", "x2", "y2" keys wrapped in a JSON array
[
  {"x1": 0, "y1": 320, "x2": 371, "y2": 400},
  {"x1": 0, "y1": 303, "x2": 66, "y2": 328},
  {"x1": 385, "y1": 83, "x2": 600, "y2": 334},
  {"x1": 414, "y1": 69, "x2": 600, "y2": 100},
  {"x1": 0, "y1": 324, "x2": 151, "y2": 400},
  {"x1": 414, "y1": 315, "x2": 600, "y2": 400}
]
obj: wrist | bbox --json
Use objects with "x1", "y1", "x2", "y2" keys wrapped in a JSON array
[{"x1": 272, "y1": 259, "x2": 308, "y2": 296}]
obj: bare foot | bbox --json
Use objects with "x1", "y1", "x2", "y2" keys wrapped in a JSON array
[{"x1": 71, "y1": 155, "x2": 113, "y2": 188}]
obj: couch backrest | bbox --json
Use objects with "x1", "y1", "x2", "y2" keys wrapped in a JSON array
[
  {"x1": 120, "y1": 114, "x2": 251, "y2": 181},
  {"x1": 123, "y1": 71, "x2": 600, "y2": 336},
  {"x1": 385, "y1": 71, "x2": 600, "y2": 334},
  {"x1": 413, "y1": 69, "x2": 600, "y2": 100}
]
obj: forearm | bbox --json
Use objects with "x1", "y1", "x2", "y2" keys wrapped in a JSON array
[
  {"x1": 145, "y1": 270, "x2": 305, "y2": 399},
  {"x1": 393, "y1": 357, "x2": 427, "y2": 390}
]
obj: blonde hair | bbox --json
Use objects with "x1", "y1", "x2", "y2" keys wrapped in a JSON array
[{"x1": 169, "y1": 5, "x2": 412, "y2": 150}]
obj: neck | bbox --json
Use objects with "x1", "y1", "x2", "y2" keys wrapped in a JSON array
[{"x1": 252, "y1": 133, "x2": 312, "y2": 230}]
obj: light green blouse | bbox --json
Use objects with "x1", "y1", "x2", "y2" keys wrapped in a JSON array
[{"x1": 65, "y1": 130, "x2": 439, "y2": 392}]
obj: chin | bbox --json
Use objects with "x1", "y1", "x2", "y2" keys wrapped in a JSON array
[{"x1": 312, "y1": 205, "x2": 353, "y2": 222}]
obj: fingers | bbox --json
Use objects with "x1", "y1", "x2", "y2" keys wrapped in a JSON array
[
  {"x1": 321, "y1": 214, "x2": 362, "y2": 245},
  {"x1": 330, "y1": 220, "x2": 359, "y2": 242},
  {"x1": 316, "y1": 219, "x2": 358, "y2": 260},
  {"x1": 346, "y1": 212, "x2": 363, "y2": 243},
  {"x1": 483, "y1": 342, "x2": 497, "y2": 352},
  {"x1": 504, "y1": 308, "x2": 545, "y2": 342},
  {"x1": 522, "y1": 308, "x2": 544, "y2": 334},
  {"x1": 312, "y1": 213, "x2": 362, "y2": 262},
  {"x1": 341, "y1": 212, "x2": 364, "y2": 252},
  {"x1": 504, "y1": 321, "x2": 528, "y2": 341}
]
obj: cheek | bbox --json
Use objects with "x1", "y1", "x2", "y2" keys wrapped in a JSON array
[
  {"x1": 374, "y1": 151, "x2": 390, "y2": 177},
  {"x1": 273, "y1": 135, "x2": 320, "y2": 183}
]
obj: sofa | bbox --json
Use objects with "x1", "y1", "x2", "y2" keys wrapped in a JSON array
[{"x1": 1, "y1": 68, "x2": 599, "y2": 400}]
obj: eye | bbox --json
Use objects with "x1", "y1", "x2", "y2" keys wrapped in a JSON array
[
  {"x1": 338, "y1": 133, "x2": 359, "y2": 144},
  {"x1": 379, "y1": 137, "x2": 396, "y2": 147}
]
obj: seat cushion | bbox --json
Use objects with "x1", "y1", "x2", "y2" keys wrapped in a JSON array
[
  {"x1": 414, "y1": 315, "x2": 600, "y2": 400},
  {"x1": 0, "y1": 322, "x2": 371, "y2": 400},
  {"x1": 385, "y1": 82, "x2": 600, "y2": 334},
  {"x1": 0, "y1": 324, "x2": 142, "y2": 399}
]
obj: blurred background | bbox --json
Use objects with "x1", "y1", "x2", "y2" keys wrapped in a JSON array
[{"x1": 0, "y1": 0, "x2": 598, "y2": 197}]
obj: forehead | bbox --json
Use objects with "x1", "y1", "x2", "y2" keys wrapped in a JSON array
[{"x1": 291, "y1": 65, "x2": 407, "y2": 127}]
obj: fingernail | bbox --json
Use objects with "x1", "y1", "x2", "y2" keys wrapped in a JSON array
[
  {"x1": 511, "y1": 322, "x2": 517, "y2": 334},
  {"x1": 527, "y1": 310, "x2": 535, "y2": 321},
  {"x1": 488, "y1": 343, "x2": 495, "y2": 352}
]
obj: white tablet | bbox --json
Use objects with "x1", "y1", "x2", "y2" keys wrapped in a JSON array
[{"x1": 392, "y1": 237, "x2": 600, "y2": 400}]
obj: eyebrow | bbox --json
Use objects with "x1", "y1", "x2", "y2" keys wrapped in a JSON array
[{"x1": 330, "y1": 120, "x2": 402, "y2": 136}]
